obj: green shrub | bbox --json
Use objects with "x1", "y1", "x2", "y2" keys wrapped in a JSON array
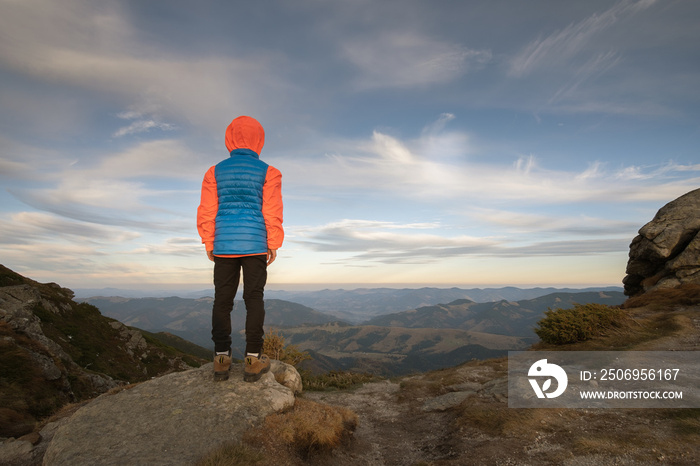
[{"x1": 534, "y1": 303, "x2": 627, "y2": 345}]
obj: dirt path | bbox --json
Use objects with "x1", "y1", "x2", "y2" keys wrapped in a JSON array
[{"x1": 305, "y1": 379, "x2": 460, "y2": 465}]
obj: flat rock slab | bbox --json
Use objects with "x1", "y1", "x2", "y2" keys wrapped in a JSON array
[
  {"x1": 43, "y1": 363, "x2": 294, "y2": 465},
  {"x1": 421, "y1": 391, "x2": 475, "y2": 412}
]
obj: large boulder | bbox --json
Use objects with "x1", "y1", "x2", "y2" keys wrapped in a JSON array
[
  {"x1": 43, "y1": 362, "x2": 297, "y2": 465},
  {"x1": 624, "y1": 188, "x2": 700, "y2": 296}
]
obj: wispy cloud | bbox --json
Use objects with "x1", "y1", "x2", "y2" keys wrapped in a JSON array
[
  {"x1": 129, "y1": 237, "x2": 202, "y2": 257},
  {"x1": 343, "y1": 31, "x2": 491, "y2": 89},
  {"x1": 282, "y1": 118, "x2": 700, "y2": 206},
  {"x1": 4, "y1": 136, "x2": 203, "y2": 233},
  {"x1": 0, "y1": 0, "x2": 289, "y2": 134},
  {"x1": 509, "y1": 0, "x2": 657, "y2": 78},
  {"x1": 470, "y1": 208, "x2": 639, "y2": 237},
  {"x1": 114, "y1": 111, "x2": 176, "y2": 137},
  {"x1": 291, "y1": 217, "x2": 631, "y2": 265},
  {"x1": 506, "y1": 0, "x2": 662, "y2": 115},
  {"x1": 293, "y1": 219, "x2": 499, "y2": 263},
  {"x1": 0, "y1": 212, "x2": 140, "y2": 245}
]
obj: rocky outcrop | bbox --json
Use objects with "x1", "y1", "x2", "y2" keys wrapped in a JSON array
[
  {"x1": 0, "y1": 264, "x2": 208, "y2": 443},
  {"x1": 42, "y1": 362, "x2": 297, "y2": 466},
  {"x1": 624, "y1": 188, "x2": 700, "y2": 297},
  {"x1": 0, "y1": 284, "x2": 119, "y2": 438}
]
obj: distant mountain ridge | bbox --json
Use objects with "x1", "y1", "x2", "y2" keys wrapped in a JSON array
[
  {"x1": 364, "y1": 291, "x2": 626, "y2": 335},
  {"x1": 81, "y1": 296, "x2": 336, "y2": 353},
  {"x1": 75, "y1": 286, "x2": 624, "y2": 323},
  {"x1": 264, "y1": 286, "x2": 624, "y2": 323}
]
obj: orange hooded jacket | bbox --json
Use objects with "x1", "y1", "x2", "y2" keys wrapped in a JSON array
[{"x1": 197, "y1": 116, "x2": 283, "y2": 256}]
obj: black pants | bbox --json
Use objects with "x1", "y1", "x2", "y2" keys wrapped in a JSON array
[{"x1": 211, "y1": 255, "x2": 267, "y2": 355}]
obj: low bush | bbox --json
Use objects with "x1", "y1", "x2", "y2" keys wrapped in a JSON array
[{"x1": 534, "y1": 303, "x2": 628, "y2": 345}]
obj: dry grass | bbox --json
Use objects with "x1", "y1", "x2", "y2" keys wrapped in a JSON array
[
  {"x1": 455, "y1": 396, "x2": 571, "y2": 439},
  {"x1": 198, "y1": 398, "x2": 358, "y2": 465},
  {"x1": 249, "y1": 398, "x2": 357, "y2": 458},
  {"x1": 398, "y1": 357, "x2": 507, "y2": 402},
  {"x1": 623, "y1": 283, "x2": 700, "y2": 309},
  {"x1": 195, "y1": 442, "x2": 264, "y2": 466},
  {"x1": 302, "y1": 370, "x2": 379, "y2": 391}
]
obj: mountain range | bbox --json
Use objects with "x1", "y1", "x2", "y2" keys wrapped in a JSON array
[
  {"x1": 81, "y1": 288, "x2": 625, "y2": 374},
  {"x1": 260, "y1": 286, "x2": 624, "y2": 322},
  {"x1": 81, "y1": 297, "x2": 335, "y2": 354}
]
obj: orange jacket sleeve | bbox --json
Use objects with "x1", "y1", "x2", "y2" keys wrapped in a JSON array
[
  {"x1": 262, "y1": 166, "x2": 284, "y2": 250},
  {"x1": 197, "y1": 166, "x2": 218, "y2": 251}
]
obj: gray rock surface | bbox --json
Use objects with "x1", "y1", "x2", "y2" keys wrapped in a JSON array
[
  {"x1": 624, "y1": 188, "x2": 700, "y2": 296},
  {"x1": 0, "y1": 285, "x2": 73, "y2": 362},
  {"x1": 42, "y1": 363, "x2": 296, "y2": 466},
  {"x1": 270, "y1": 359, "x2": 303, "y2": 395},
  {"x1": 0, "y1": 284, "x2": 119, "y2": 398},
  {"x1": 421, "y1": 391, "x2": 474, "y2": 412}
]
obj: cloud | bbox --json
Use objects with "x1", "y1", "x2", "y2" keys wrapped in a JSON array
[
  {"x1": 10, "y1": 187, "x2": 192, "y2": 233},
  {"x1": 469, "y1": 208, "x2": 639, "y2": 237},
  {"x1": 0, "y1": 0, "x2": 288, "y2": 134},
  {"x1": 282, "y1": 119, "x2": 700, "y2": 206},
  {"x1": 504, "y1": 0, "x2": 667, "y2": 116},
  {"x1": 4, "y1": 136, "x2": 204, "y2": 234},
  {"x1": 130, "y1": 237, "x2": 202, "y2": 257},
  {"x1": 509, "y1": 0, "x2": 657, "y2": 78},
  {"x1": 94, "y1": 139, "x2": 203, "y2": 180},
  {"x1": 342, "y1": 31, "x2": 491, "y2": 89},
  {"x1": 293, "y1": 219, "x2": 499, "y2": 263},
  {"x1": 0, "y1": 212, "x2": 140, "y2": 247},
  {"x1": 291, "y1": 217, "x2": 631, "y2": 265},
  {"x1": 501, "y1": 238, "x2": 632, "y2": 257},
  {"x1": 113, "y1": 111, "x2": 176, "y2": 138}
]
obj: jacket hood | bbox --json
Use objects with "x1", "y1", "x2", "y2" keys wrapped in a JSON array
[{"x1": 225, "y1": 116, "x2": 265, "y2": 154}]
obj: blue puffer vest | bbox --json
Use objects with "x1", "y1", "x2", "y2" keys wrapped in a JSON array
[{"x1": 213, "y1": 148, "x2": 269, "y2": 255}]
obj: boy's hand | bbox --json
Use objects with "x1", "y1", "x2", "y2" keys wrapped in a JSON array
[
  {"x1": 207, "y1": 250, "x2": 215, "y2": 262},
  {"x1": 267, "y1": 249, "x2": 277, "y2": 265}
]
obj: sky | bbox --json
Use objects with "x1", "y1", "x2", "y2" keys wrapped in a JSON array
[{"x1": 1, "y1": 0, "x2": 699, "y2": 291}]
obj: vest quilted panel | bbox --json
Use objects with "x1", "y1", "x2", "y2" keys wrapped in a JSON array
[{"x1": 213, "y1": 149, "x2": 269, "y2": 255}]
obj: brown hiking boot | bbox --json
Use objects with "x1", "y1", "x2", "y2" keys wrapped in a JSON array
[
  {"x1": 214, "y1": 353, "x2": 231, "y2": 382},
  {"x1": 244, "y1": 353, "x2": 271, "y2": 382}
]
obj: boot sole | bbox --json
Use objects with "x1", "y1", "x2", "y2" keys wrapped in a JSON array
[{"x1": 214, "y1": 371, "x2": 230, "y2": 382}]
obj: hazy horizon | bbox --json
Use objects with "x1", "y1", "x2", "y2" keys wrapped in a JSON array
[{"x1": 71, "y1": 281, "x2": 624, "y2": 298}]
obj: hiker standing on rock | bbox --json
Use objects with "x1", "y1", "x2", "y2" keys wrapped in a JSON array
[{"x1": 197, "y1": 115, "x2": 284, "y2": 382}]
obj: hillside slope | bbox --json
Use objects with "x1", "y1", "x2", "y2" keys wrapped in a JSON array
[
  {"x1": 286, "y1": 322, "x2": 526, "y2": 375},
  {"x1": 0, "y1": 265, "x2": 208, "y2": 438},
  {"x1": 82, "y1": 296, "x2": 336, "y2": 352},
  {"x1": 365, "y1": 291, "x2": 625, "y2": 335}
]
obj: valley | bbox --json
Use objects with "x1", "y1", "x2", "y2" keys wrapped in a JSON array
[{"x1": 82, "y1": 287, "x2": 625, "y2": 375}]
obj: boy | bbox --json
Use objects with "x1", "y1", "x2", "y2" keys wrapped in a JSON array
[{"x1": 197, "y1": 116, "x2": 283, "y2": 382}]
